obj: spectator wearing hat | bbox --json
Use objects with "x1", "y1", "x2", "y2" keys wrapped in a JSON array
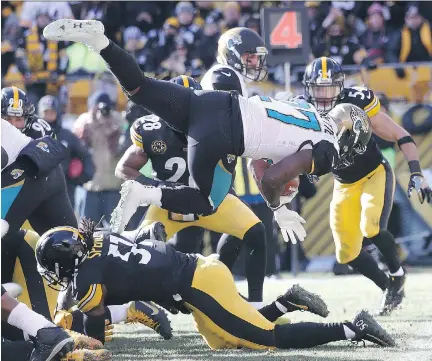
[
  {"x1": 124, "y1": 2, "x2": 163, "y2": 34},
  {"x1": 312, "y1": 8, "x2": 363, "y2": 65},
  {"x1": 388, "y1": 5, "x2": 432, "y2": 67},
  {"x1": 38, "y1": 95, "x2": 95, "y2": 207},
  {"x1": 73, "y1": 92, "x2": 126, "y2": 225},
  {"x1": 305, "y1": 1, "x2": 329, "y2": 48},
  {"x1": 123, "y1": 26, "x2": 147, "y2": 71},
  {"x1": 220, "y1": 2, "x2": 242, "y2": 33},
  {"x1": 359, "y1": 3, "x2": 391, "y2": 65}
]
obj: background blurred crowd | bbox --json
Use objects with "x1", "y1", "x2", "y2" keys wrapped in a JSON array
[{"x1": 2, "y1": 1, "x2": 431, "y2": 275}]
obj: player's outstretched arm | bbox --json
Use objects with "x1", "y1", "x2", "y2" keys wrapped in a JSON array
[
  {"x1": 261, "y1": 150, "x2": 313, "y2": 209},
  {"x1": 81, "y1": 290, "x2": 107, "y2": 343},
  {"x1": 371, "y1": 111, "x2": 431, "y2": 203}
]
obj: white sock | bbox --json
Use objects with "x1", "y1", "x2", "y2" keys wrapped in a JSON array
[
  {"x1": 145, "y1": 187, "x2": 162, "y2": 207},
  {"x1": 343, "y1": 324, "x2": 357, "y2": 340},
  {"x1": 389, "y1": 267, "x2": 404, "y2": 277},
  {"x1": 7, "y1": 303, "x2": 55, "y2": 337},
  {"x1": 87, "y1": 34, "x2": 110, "y2": 54},
  {"x1": 275, "y1": 301, "x2": 288, "y2": 314},
  {"x1": 108, "y1": 304, "x2": 129, "y2": 324},
  {"x1": 249, "y1": 301, "x2": 264, "y2": 310}
]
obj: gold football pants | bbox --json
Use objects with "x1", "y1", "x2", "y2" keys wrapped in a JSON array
[
  {"x1": 184, "y1": 256, "x2": 275, "y2": 350},
  {"x1": 142, "y1": 193, "x2": 260, "y2": 240},
  {"x1": 330, "y1": 163, "x2": 395, "y2": 264}
]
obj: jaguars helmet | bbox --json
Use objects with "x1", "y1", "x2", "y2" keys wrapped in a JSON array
[
  {"x1": 304, "y1": 57, "x2": 345, "y2": 113},
  {"x1": 217, "y1": 27, "x2": 268, "y2": 81},
  {"x1": 170, "y1": 75, "x2": 202, "y2": 90},
  {"x1": 1, "y1": 86, "x2": 35, "y2": 126},
  {"x1": 327, "y1": 103, "x2": 372, "y2": 169},
  {"x1": 36, "y1": 226, "x2": 90, "y2": 290}
]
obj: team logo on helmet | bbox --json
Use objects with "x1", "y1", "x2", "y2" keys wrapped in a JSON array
[
  {"x1": 10, "y1": 169, "x2": 24, "y2": 179},
  {"x1": 151, "y1": 140, "x2": 167, "y2": 154},
  {"x1": 36, "y1": 141, "x2": 50, "y2": 153}
]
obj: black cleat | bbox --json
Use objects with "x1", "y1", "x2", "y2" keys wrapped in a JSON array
[
  {"x1": 377, "y1": 271, "x2": 406, "y2": 316},
  {"x1": 350, "y1": 310, "x2": 395, "y2": 347},
  {"x1": 135, "y1": 222, "x2": 167, "y2": 243},
  {"x1": 30, "y1": 327, "x2": 74, "y2": 361},
  {"x1": 277, "y1": 284, "x2": 329, "y2": 318}
]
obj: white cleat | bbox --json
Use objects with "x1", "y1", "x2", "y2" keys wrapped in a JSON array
[
  {"x1": 43, "y1": 19, "x2": 109, "y2": 53},
  {"x1": 110, "y1": 181, "x2": 162, "y2": 234}
]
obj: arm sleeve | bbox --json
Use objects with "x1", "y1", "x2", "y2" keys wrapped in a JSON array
[
  {"x1": 130, "y1": 120, "x2": 144, "y2": 148},
  {"x1": 83, "y1": 313, "x2": 106, "y2": 343},
  {"x1": 76, "y1": 284, "x2": 104, "y2": 313}
]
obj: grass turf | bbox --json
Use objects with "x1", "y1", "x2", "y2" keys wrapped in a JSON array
[{"x1": 107, "y1": 268, "x2": 432, "y2": 361}]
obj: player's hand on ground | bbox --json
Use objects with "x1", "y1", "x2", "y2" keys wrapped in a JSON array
[
  {"x1": 273, "y1": 207, "x2": 306, "y2": 244},
  {"x1": 407, "y1": 174, "x2": 431, "y2": 204}
]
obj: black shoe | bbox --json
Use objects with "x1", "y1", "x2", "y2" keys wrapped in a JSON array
[
  {"x1": 277, "y1": 284, "x2": 329, "y2": 318},
  {"x1": 349, "y1": 310, "x2": 395, "y2": 347},
  {"x1": 30, "y1": 327, "x2": 74, "y2": 361},
  {"x1": 135, "y1": 222, "x2": 167, "y2": 243},
  {"x1": 377, "y1": 271, "x2": 406, "y2": 316}
]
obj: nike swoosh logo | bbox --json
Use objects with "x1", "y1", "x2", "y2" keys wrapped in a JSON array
[
  {"x1": 286, "y1": 301, "x2": 309, "y2": 310},
  {"x1": 143, "y1": 302, "x2": 159, "y2": 316},
  {"x1": 221, "y1": 71, "x2": 232, "y2": 77}
]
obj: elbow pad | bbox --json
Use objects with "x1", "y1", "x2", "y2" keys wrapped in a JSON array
[
  {"x1": 310, "y1": 140, "x2": 338, "y2": 177},
  {"x1": 16, "y1": 137, "x2": 67, "y2": 177}
]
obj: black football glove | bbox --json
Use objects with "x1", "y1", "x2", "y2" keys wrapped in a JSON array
[{"x1": 407, "y1": 174, "x2": 432, "y2": 204}]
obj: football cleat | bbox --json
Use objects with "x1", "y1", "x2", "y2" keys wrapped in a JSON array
[
  {"x1": 65, "y1": 330, "x2": 104, "y2": 350},
  {"x1": 277, "y1": 284, "x2": 329, "y2": 318},
  {"x1": 43, "y1": 19, "x2": 108, "y2": 53},
  {"x1": 349, "y1": 310, "x2": 395, "y2": 347},
  {"x1": 134, "y1": 222, "x2": 167, "y2": 243},
  {"x1": 110, "y1": 180, "x2": 160, "y2": 233},
  {"x1": 61, "y1": 349, "x2": 112, "y2": 361},
  {"x1": 126, "y1": 301, "x2": 172, "y2": 340},
  {"x1": 377, "y1": 272, "x2": 406, "y2": 316},
  {"x1": 29, "y1": 327, "x2": 74, "y2": 361}
]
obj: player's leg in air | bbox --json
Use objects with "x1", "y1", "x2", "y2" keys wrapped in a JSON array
[{"x1": 44, "y1": 20, "x2": 244, "y2": 218}]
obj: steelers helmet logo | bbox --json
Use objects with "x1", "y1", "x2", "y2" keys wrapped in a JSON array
[{"x1": 151, "y1": 140, "x2": 167, "y2": 154}]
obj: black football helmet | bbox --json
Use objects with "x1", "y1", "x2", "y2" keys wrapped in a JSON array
[
  {"x1": 36, "y1": 227, "x2": 89, "y2": 290},
  {"x1": 304, "y1": 57, "x2": 345, "y2": 113},
  {"x1": 1, "y1": 86, "x2": 35, "y2": 129},
  {"x1": 327, "y1": 103, "x2": 372, "y2": 169},
  {"x1": 170, "y1": 75, "x2": 202, "y2": 90},
  {"x1": 217, "y1": 27, "x2": 268, "y2": 81}
]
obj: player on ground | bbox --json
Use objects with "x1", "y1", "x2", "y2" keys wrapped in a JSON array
[
  {"x1": 116, "y1": 75, "x2": 268, "y2": 307},
  {"x1": 43, "y1": 19, "x2": 372, "y2": 245},
  {"x1": 300, "y1": 57, "x2": 431, "y2": 314},
  {"x1": 36, "y1": 220, "x2": 395, "y2": 350}
]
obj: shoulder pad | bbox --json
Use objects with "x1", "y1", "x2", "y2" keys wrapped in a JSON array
[
  {"x1": 211, "y1": 67, "x2": 243, "y2": 94},
  {"x1": 340, "y1": 87, "x2": 381, "y2": 118}
]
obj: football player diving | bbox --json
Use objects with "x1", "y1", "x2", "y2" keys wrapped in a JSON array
[
  {"x1": 44, "y1": 19, "x2": 373, "y2": 250},
  {"x1": 300, "y1": 57, "x2": 431, "y2": 315},
  {"x1": 117, "y1": 75, "x2": 270, "y2": 309},
  {"x1": 36, "y1": 220, "x2": 395, "y2": 350}
]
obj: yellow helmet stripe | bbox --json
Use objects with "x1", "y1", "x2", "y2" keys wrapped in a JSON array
[
  {"x1": 42, "y1": 226, "x2": 84, "y2": 241},
  {"x1": 181, "y1": 75, "x2": 190, "y2": 88},
  {"x1": 12, "y1": 86, "x2": 19, "y2": 108},
  {"x1": 321, "y1": 57, "x2": 328, "y2": 79}
]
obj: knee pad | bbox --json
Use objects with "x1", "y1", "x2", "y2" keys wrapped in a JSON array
[
  {"x1": 336, "y1": 245, "x2": 361, "y2": 265},
  {"x1": 243, "y1": 222, "x2": 266, "y2": 250}
]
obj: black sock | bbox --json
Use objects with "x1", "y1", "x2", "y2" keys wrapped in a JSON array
[
  {"x1": 274, "y1": 322, "x2": 346, "y2": 349},
  {"x1": 259, "y1": 302, "x2": 284, "y2": 322},
  {"x1": 368, "y1": 230, "x2": 401, "y2": 274},
  {"x1": 100, "y1": 40, "x2": 144, "y2": 92},
  {"x1": 348, "y1": 250, "x2": 389, "y2": 290},
  {"x1": 217, "y1": 234, "x2": 242, "y2": 271},
  {"x1": 244, "y1": 223, "x2": 266, "y2": 302}
]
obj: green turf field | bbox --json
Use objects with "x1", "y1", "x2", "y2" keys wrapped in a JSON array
[{"x1": 108, "y1": 268, "x2": 432, "y2": 361}]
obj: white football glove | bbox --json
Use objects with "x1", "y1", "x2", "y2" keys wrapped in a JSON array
[{"x1": 273, "y1": 207, "x2": 306, "y2": 244}]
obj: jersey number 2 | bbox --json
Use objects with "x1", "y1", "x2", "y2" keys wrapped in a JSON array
[{"x1": 261, "y1": 97, "x2": 321, "y2": 131}]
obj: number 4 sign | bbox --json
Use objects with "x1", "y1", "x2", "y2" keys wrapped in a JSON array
[{"x1": 270, "y1": 12, "x2": 302, "y2": 49}]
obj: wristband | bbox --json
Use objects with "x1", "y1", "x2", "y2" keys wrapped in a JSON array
[{"x1": 408, "y1": 160, "x2": 422, "y2": 175}]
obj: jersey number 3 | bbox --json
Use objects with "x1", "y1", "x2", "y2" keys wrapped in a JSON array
[{"x1": 260, "y1": 97, "x2": 321, "y2": 131}]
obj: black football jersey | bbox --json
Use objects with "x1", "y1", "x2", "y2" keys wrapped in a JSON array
[
  {"x1": 131, "y1": 115, "x2": 191, "y2": 185},
  {"x1": 23, "y1": 116, "x2": 55, "y2": 140},
  {"x1": 333, "y1": 86, "x2": 385, "y2": 183},
  {"x1": 72, "y1": 231, "x2": 197, "y2": 311}
]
